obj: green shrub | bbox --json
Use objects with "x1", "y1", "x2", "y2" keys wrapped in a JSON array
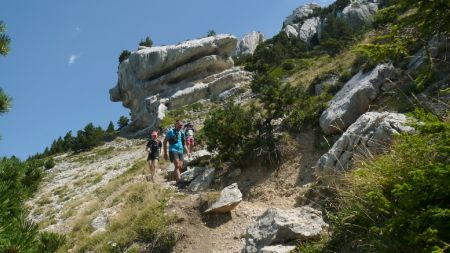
[
  {"x1": 139, "y1": 36, "x2": 153, "y2": 47},
  {"x1": 311, "y1": 113, "x2": 450, "y2": 253},
  {"x1": 119, "y1": 50, "x2": 131, "y2": 63},
  {"x1": 44, "y1": 157, "x2": 56, "y2": 170},
  {"x1": 37, "y1": 231, "x2": 66, "y2": 253},
  {"x1": 203, "y1": 102, "x2": 260, "y2": 165}
]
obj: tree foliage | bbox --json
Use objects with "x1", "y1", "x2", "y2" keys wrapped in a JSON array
[
  {"x1": 0, "y1": 157, "x2": 65, "y2": 252},
  {"x1": 313, "y1": 112, "x2": 450, "y2": 253},
  {"x1": 139, "y1": 36, "x2": 153, "y2": 47},
  {"x1": 117, "y1": 115, "x2": 129, "y2": 130},
  {"x1": 119, "y1": 50, "x2": 131, "y2": 63},
  {"x1": 0, "y1": 21, "x2": 10, "y2": 56},
  {"x1": 0, "y1": 21, "x2": 11, "y2": 116}
]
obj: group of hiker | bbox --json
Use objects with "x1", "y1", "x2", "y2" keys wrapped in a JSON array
[{"x1": 145, "y1": 120, "x2": 196, "y2": 187}]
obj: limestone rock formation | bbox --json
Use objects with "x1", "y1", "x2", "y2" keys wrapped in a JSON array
[
  {"x1": 110, "y1": 35, "x2": 253, "y2": 133},
  {"x1": 320, "y1": 63, "x2": 394, "y2": 134},
  {"x1": 283, "y1": 3, "x2": 321, "y2": 44},
  {"x1": 234, "y1": 31, "x2": 265, "y2": 56},
  {"x1": 187, "y1": 167, "x2": 215, "y2": 192},
  {"x1": 338, "y1": 0, "x2": 378, "y2": 31},
  {"x1": 243, "y1": 206, "x2": 328, "y2": 253},
  {"x1": 260, "y1": 245, "x2": 297, "y2": 253},
  {"x1": 283, "y1": 3, "x2": 320, "y2": 27},
  {"x1": 316, "y1": 112, "x2": 415, "y2": 172},
  {"x1": 283, "y1": 17, "x2": 321, "y2": 43},
  {"x1": 204, "y1": 183, "x2": 242, "y2": 213},
  {"x1": 180, "y1": 166, "x2": 206, "y2": 183}
]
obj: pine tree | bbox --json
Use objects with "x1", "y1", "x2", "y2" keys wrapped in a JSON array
[
  {"x1": 106, "y1": 121, "x2": 115, "y2": 133},
  {"x1": 117, "y1": 116, "x2": 129, "y2": 130},
  {"x1": 139, "y1": 36, "x2": 153, "y2": 47},
  {"x1": 0, "y1": 21, "x2": 11, "y2": 115}
]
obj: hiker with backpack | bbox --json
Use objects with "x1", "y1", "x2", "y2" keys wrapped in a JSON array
[
  {"x1": 184, "y1": 122, "x2": 195, "y2": 158},
  {"x1": 145, "y1": 130, "x2": 162, "y2": 182},
  {"x1": 164, "y1": 120, "x2": 189, "y2": 186}
]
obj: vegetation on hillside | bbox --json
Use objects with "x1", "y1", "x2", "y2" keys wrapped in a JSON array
[{"x1": 301, "y1": 111, "x2": 449, "y2": 253}]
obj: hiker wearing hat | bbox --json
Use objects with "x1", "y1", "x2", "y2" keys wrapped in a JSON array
[{"x1": 146, "y1": 130, "x2": 162, "y2": 182}]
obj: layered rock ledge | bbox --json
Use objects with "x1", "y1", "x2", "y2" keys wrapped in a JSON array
[{"x1": 110, "y1": 34, "x2": 253, "y2": 132}]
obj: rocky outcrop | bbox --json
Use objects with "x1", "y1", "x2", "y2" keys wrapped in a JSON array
[
  {"x1": 316, "y1": 112, "x2": 415, "y2": 172},
  {"x1": 234, "y1": 31, "x2": 265, "y2": 56},
  {"x1": 243, "y1": 207, "x2": 328, "y2": 253},
  {"x1": 260, "y1": 245, "x2": 296, "y2": 253},
  {"x1": 283, "y1": 3, "x2": 321, "y2": 44},
  {"x1": 204, "y1": 183, "x2": 242, "y2": 213},
  {"x1": 320, "y1": 63, "x2": 394, "y2": 134},
  {"x1": 283, "y1": 3, "x2": 321, "y2": 43},
  {"x1": 110, "y1": 35, "x2": 253, "y2": 132},
  {"x1": 283, "y1": 3, "x2": 320, "y2": 27},
  {"x1": 338, "y1": 0, "x2": 378, "y2": 31},
  {"x1": 187, "y1": 167, "x2": 215, "y2": 192},
  {"x1": 283, "y1": 17, "x2": 321, "y2": 43}
]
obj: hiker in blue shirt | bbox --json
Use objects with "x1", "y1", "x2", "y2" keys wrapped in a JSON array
[{"x1": 163, "y1": 120, "x2": 189, "y2": 185}]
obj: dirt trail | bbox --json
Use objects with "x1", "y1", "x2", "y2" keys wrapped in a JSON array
[{"x1": 164, "y1": 131, "x2": 321, "y2": 252}]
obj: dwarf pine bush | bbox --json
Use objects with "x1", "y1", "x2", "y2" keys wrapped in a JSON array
[{"x1": 310, "y1": 111, "x2": 450, "y2": 253}]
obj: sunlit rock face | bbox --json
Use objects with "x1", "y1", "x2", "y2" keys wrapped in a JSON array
[
  {"x1": 338, "y1": 0, "x2": 378, "y2": 31},
  {"x1": 109, "y1": 34, "x2": 252, "y2": 132},
  {"x1": 234, "y1": 31, "x2": 265, "y2": 56}
]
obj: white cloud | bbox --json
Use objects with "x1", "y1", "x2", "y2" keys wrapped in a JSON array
[{"x1": 68, "y1": 54, "x2": 79, "y2": 65}]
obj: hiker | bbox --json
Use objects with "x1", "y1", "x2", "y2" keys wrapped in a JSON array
[
  {"x1": 164, "y1": 120, "x2": 189, "y2": 185},
  {"x1": 184, "y1": 122, "x2": 195, "y2": 158},
  {"x1": 146, "y1": 130, "x2": 162, "y2": 182}
]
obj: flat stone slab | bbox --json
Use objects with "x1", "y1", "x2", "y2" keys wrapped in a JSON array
[{"x1": 204, "y1": 183, "x2": 242, "y2": 213}]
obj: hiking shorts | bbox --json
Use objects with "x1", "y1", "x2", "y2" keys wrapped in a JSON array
[
  {"x1": 147, "y1": 153, "x2": 159, "y2": 161},
  {"x1": 186, "y1": 136, "x2": 195, "y2": 146},
  {"x1": 169, "y1": 151, "x2": 184, "y2": 162}
]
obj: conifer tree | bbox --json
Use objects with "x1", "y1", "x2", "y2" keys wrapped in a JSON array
[
  {"x1": 0, "y1": 21, "x2": 11, "y2": 115},
  {"x1": 106, "y1": 121, "x2": 115, "y2": 133},
  {"x1": 117, "y1": 116, "x2": 129, "y2": 130}
]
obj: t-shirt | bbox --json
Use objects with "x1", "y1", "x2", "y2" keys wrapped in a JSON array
[
  {"x1": 146, "y1": 139, "x2": 162, "y2": 156},
  {"x1": 166, "y1": 128, "x2": 185, "y2": 153}
]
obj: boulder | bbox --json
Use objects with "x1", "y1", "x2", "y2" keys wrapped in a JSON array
[
  {"x1": 283, "y1": 17, "x2": 321, "y2": 44},
  {"x1": 338, "y1": 0, "x2": 378, "y2": 31},
  {"x1": 316, "y1": 112, "x2": 415, "y2": 171},
  {"x1": 283, "y1": 3, "x2": 320, "y2": 27},
  {"x1": 187, "y1": 167, "x2": 215, "y2": 192},
  {"x1": 109, "y1": 35, "x2": 253, "y2": 132},
  {"x1": 186, "y1": 149, "x2": 212, "y2": 166},
  {"x1": 179, "y1": 166, "x2": 205, "y2": 183},
  {"x1": 319, "y1": 63, "x2": 394, "y2": 134},
  {"x1": 243, "y1": 207, "x2": 328, "y2": 253},
  {"x1": 234, "y1": 31, "x2": 265, "y2": 56},
  {"x1": 204, "y1": 183, "x2": 242, "y2": 213},
  {"x1": 260, "y1": 245, "x2": 296, "y2": 253}
]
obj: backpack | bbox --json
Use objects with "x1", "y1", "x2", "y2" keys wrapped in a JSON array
[{"x1": 168, "y1": 128, "x2": 185, "y2": 146}]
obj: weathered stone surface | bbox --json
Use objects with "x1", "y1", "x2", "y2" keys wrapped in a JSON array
[
  {"x1": 260, "y1": 245, "x2": 296, "y2": 253},
  {"x1": 338, "y1": 0, "x2": 378, "y2": 31},
  {"x1": 320, "y1": 63, "x2": 394, "y2": 134},
  {"x1": 235, "y1": 31, "x2": 265, "y2": 56},
  {"x1": 186, "y1": 149, "x2": 212, "y2": 166},
  {"x1": 109, "y1": 35, "x2": 253, "y2": 132},
  {"x1": 283, "y1": 17, "x2": 321, "y2": 43},
  {"x1": 204, "y1": 183, "x2": 242, "y2": 213},
  {"x1": 316, "y1": 112, "x2": 415, "y2": 171},
  {"x1": 243, "y1": 207, "x2": 328, "y2": 253},
  {"x1": 188, "y1": 167, "x2": 215, "y2": 192},
  {"x1": 284, "y1": 3, "x2": 320, "y2": 27},
  {"x1": 180, "y1": 166, "x2": 206, "y2": 183}
]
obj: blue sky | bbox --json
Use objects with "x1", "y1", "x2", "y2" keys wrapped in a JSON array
[{"x1": 0, "y1": 0, "x2": 333, "y2": 159}]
